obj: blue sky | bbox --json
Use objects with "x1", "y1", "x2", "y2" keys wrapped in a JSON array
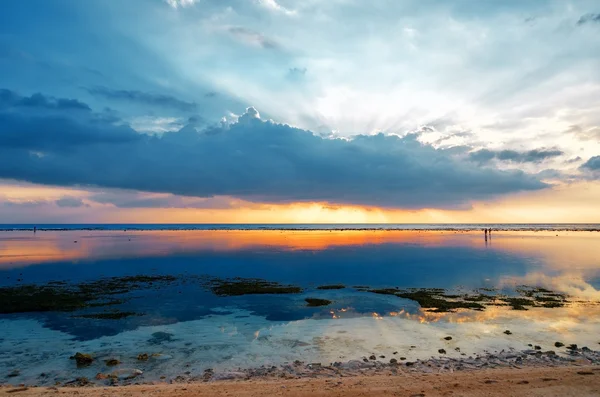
[{"x1": 0, "y1": 0, "x2": 599, "y2": 222}]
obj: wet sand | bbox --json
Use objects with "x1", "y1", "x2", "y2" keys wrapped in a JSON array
[{"x1": 2, "y1": 365, "x2": 599, "y2": 396}]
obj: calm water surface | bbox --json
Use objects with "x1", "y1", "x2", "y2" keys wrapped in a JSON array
[{"x1": 1, "y1": 229, "x2": 599, "y2": 384}]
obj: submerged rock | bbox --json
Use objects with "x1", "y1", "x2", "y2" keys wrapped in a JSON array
[
  {"x1": 7, "y1": 369, "x2": 20, "y2": 378},
  {"x1": 137, "y1": 353, "x2": 149, "y2": 361},
  {"x1": 70, "y1": 352, "x2": 93, "y2": 367},
  {"x1": 148, "y1": 332, "x2": 175, "y2": 345},
  {"x1": 105, "y1": 359, "x2": 120, "y2": 366}
]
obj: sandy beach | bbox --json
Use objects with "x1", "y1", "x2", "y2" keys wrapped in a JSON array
[{"x1": 2, "y1": 365, "x2": 599, "y2": 397}]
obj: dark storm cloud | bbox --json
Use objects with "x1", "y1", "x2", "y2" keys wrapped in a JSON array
[
  {"x1": 86, "y1": 86, "x2": 197, "y2": 112},
  {"x1": 0, "y1": 90, "x2": 140, "y2": 151},
  {"x1": 581, "y1": 156, "x2": 600, "y2": 171},
  {"x1": 55, "y1": 196, "x2": 88, "y2": 208},
  {"x1": 0, "y1": 89, "x2": 90, "y2": 111},
  {"x1": 468, "y1": 148, "x2": 563, "y2": 164},
  {"x1": 0, "y1": 90, "x2": 548, "y2": 208},
  {"x1": 89, "y1": 191, "x2": 236, "y2": 209},
  {"x1": 577, "y1": 13, "x2": 600, "y2": 25}
]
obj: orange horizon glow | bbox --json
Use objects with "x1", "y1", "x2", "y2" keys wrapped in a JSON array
[{"x1": 1, "y1": 180, "x2": 600, "y2": 224}]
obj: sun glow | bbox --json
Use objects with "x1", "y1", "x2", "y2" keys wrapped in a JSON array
[{"x1": 2, "y1": 180, "x2": 600, "y2": 224}]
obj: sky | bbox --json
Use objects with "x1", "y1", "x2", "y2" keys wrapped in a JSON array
[{"x1": 0, "y1": 0, "x2": 599, "y2": 223}]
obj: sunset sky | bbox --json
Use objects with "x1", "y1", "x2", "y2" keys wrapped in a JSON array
[{"x1": 1, "y1": 0, "x2": 599, "y2": 223}]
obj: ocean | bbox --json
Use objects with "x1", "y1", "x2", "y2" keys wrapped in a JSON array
[{"x1": 1, "y1": 226, "x2": 599, "y2": 384}]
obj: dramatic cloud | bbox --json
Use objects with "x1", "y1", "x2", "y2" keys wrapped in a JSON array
[
  {"x1": 0, "y1": 94, "x2": 547, "y2": 209},
  {"x1": 86, "y1": 87, "x2": 197, "y2": 112},
  {"x1": 89, "y1": 191, "x2": 239, "y2": 209},
  {"x1": 581, "y1": 156, "x2": 600, "y2": 171},
  {"x1": 1, "y1": 89, "x2": 90, "y2": 111},
  {"x1": 0, "y1": 90, "x2": 140, "y2": 151},
  {"x1": 468, "y1": 149, "x2": 564, "y2": 164},
  {"x1": 577, "y1": 13, "x2": 600, "y2": 25},
  {"x1": 55, "y1": 196, "x2": 88, "y2": 208}
]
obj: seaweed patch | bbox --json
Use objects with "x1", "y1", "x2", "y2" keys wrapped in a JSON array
[
  {"x1": 305, "y1": 298, "x2": 333, "y2": 307},
  {"x1": 204, "y1": 277, "x2": 302, "y2": 297}
]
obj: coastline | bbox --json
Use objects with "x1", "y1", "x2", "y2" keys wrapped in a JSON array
[
  {"x1": 1, "y1": 224, "x2": 600, "y2": 232},
  {"x1": 3, "y1": 365, "x2": 599, "y2": 396}
]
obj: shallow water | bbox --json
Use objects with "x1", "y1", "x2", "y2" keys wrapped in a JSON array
[{"x1": 1, "y1": 229, "x2": 600, "y2": 385}]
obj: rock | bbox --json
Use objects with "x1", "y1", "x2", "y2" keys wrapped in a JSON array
[
  {"x1": 308, "y1": 363, "x2": 321, "y2": 368},
  {"x1": 95, "y1": 373, "x2": 109, "y2": 380},
  {"x1": 503, "y1": 330, "x2": 512, "y2": 335},
  {"x1": 555, "y1": 342, "x2": 564, "y2": 348},
  {"x1": 137, "y1": 353, "x2": 149, "y2": 361},
  {"x1": 455, "y1": 347, "x2": 461, "y2": 352},
  {"x1": 400, "y1": 357, "x2": 406, "y2": 360},
  {"x1": 389, "y1": 358, "x2": 398, "y2": 364},
  {"x1": 362, "y1": 358, "x2": 369, "y2": 363},
  {"x1": 342, "y1": 360, "x2": 374, "y2": 370},
  {"x1": 70, "y1": 352, "x2": 93, "y2": 367},
  {"x1": 405, "y1": 362, "x2": 415, "y2": 366},
  {"x1": 438, "y1": 349, "x2": 447, "y2": 354},
  {"x1": 534, "y1": 345, "x2": 541, "y2": 350},
  {"x1": 105, "y1": 359, "x2": 120, "y2": 366},
  {"x1": 65, "y1": 377, "x2": 90, "y2": 387},
  {"x1": 444, "y1": 336, "x2": 453, "y2": 340},
  {"x1": 567, "y1": 344, "x2": 578, "y2": 350},
  {"x1": 393, "y1": 351, "x2": 398, "y2": 355},
  {"x1": 7, "y1": 369, "x2": 20, "y2": 378},
  {"x1": 379, "y1": 355, "x2": 385, "y2": 359},
  {"x1": 148, "y1": 331, "x2": 175, "y2": 345},
  {"x1": 110, "y1": 368, "x2": 143, "y2": 380},
  {"x1": 369, "y1": 355, "x2": 376, "y2": 360},
  {"x1": 212, "y1": 372, "x2": 246, "y2": 381}
]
